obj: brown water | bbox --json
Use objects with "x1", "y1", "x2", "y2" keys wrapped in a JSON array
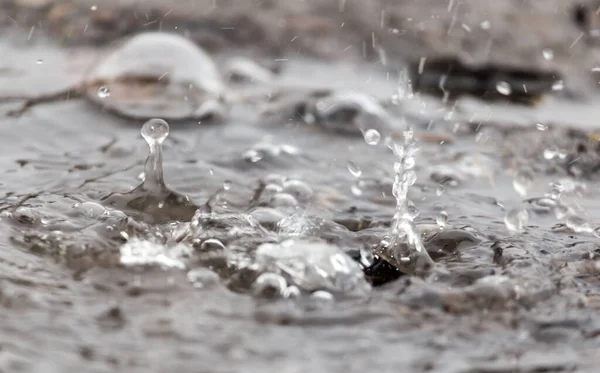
[{"x1": 1, "y1": 31, "x2": 600, "y2": 373}]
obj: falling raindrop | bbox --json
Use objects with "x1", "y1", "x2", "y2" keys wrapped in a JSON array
[
  {"x1": 347, "y1": 161, "x2": 362, "y2": 177},
  {"x1": 96, "y1": 86, "x2": 110, "y2": 98},
  {"x1": 504, "y1": 208, "x2": 529, "y2": 232},
  {"x1": 496, "y1": 81, "x2": 512, "y2": 96},
  {"x1": 364, "y1": 129, "x2": 381, "y2": 145},
  {"x1": 542, "y1": 48, "x2": 554, "y2": 60}
]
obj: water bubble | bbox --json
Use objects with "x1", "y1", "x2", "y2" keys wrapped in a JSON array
[
  {"x1": 96, "y1": 86, "x2": 110, "y2": 98},
  {"x1": 364, "y1": 129, "x2": 381, "y2": 145},
  {"x1": 504, "y1": 208, "x2": 529, "y2": 232},
  {"x1": 542, "y1": 48, "x2": 554, "y2": 60},
  {"x1": 347, "y1": 161, "x2": 362, "y2": 177},
  {"x1": 566, "y1": 216, "x2": 592, "y2": 233},
  {"x1": 496, "y1": 81, "x2": 512, "y2": 96},
  {"x1": 513, "y1": 169, "x2": 535, "y2": 197},
  {"x1": 536, "y1": 123, "x2": 547, "y2": 131},
  {"x1": 552, "y1": 80, "x2": 564, "y2": 91},
  {"x1": 36, "y1": 59, "x2": 43, "y2": 65},
  {"x1": 436, "y1": 211, "x2": 448, "y2": 229},
  {"x1": 310, "y1": 290, "x2": 334, "y2": 304},
  {"x1": 141, "y1": 118, "x2": 169, "y2": 145},
  {"x1": 251, "y1": 272, "x2": 287, "y2": 298},
  {"x1": 282, "y1": 285, "x2": 302, "y2": 299}
]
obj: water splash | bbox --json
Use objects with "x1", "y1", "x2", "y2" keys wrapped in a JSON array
[
  {"x1": 101, "y1": 118, "x2": 197, "y2": 224},
  {"x1": 375, "y1": 130, "x2": 434, "y2": 274}
]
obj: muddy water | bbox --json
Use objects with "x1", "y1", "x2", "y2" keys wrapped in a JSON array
[{"x1": 1, "y1": 32, "x2": 600, "y2": 373}]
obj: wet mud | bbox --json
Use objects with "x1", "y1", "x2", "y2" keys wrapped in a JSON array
[{"x1": 0, "y1": 1, "x2": 600, "y2": 373}]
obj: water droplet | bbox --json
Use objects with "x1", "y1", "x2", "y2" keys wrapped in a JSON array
[
  {"x1": 436, "y1": 185, "x2": 446, "y2": 196},
  {"x1": 141, "y1": 118, "x2": 169, "y2": 145},
  {"x1": 480, "y1": 21, "x2": 491, "y2": 29},
  {"x1": 436, "y1": 211, "x2": 448, "y2": 228},
  {"x1": 90, "y1": 5, "x2": 98, "y2": 11},
  {"x1": 223, "y1": 180, "x2": 232, "y2": 190},
  {"x1": 552, "y1": 80, "x2": 564, "y2": 91},
  {"x1": 364, "y1": 129, "x2": 381, "y2": 145},
  {"x1": 496, "y1": 81, "x2": 511, "y2": 96},
  {"x1": 543, "y1": 148, "x2": 558, "y2": 160},
  {"x1": 351, "y1": 184, "x2": 362, "y2": 196},
  {"x1": 347, "y1": 161, "x2": 362, "y2": 177},
  {"x1": 553, "y1": 204, "x2": 570, "y2": 220},
  {"x1": 542, "y1": 48, "x2": 554, "y2": 60},
  {"x1": 566, "y1": 216, "x2": 592, "y2": 233},
  {"x1": 513, "y1": 169, "x2": 535, "y2": 197},
  {"x1": 36, "y1": 59, "x2": 43, "y2": 65},
  {"x1": 251, "y1": 272, "x2": 287, "y2": 298},
  {"x1": 504, "y1": 208, "x2": 529, "y2": 232},
  {"x1": 96, "y1": 86, "x2": 110, "y2": 98},
  {"x1": 536, "y1": 123, "x2": 547, "y2": 131},
  {"x1": 594, "y1": 226, "x2": 600, "y2": 238}
]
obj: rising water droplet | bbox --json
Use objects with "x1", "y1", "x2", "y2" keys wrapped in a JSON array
[
  {"x1": 513, "y1": 169, "x2": 535, "y2": 197},
  {"x1": 542, "y1": 48, "x2": 554, "y2": 60},
  {"x1": 347, "y1": 161, "x2": 362, "y2": 177},
  {"x1": 364, "y1": 129, "x2": 381, "y2": 145},
  {"x1": 141, "y1": 118, "x2": 169, "y2": 145},
  {"x1": 436, "y1": 210, "x2": 448, "y2": 228},
  {"x1": 496, "y1": 81, "x2": 512, "y2": 95},
  {"x1": 140, "y1": 118, "x2": 169, "y2": 190},
  {"x1": 96, "y1": 86, "x2": 110, "y2": 98},
  {"x1": 504, "y1": 208, "x2": 529, "y2": 232}
]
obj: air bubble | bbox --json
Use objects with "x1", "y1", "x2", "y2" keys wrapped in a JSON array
[
  {"x1": 96, "y1": 86, "x2": 110, "y2": 98},
  {"x1": 504, "y1": 208, "x2": 529, "y2": 232},
  {"x1": 364, "y1": 129, "x2": 381, "y2": 145},
  {"x1": 347, "y1": 161, "x2": 362, "y2": 177},
  {"x1": 141, "y1": 118, "x2": 169, "y2": 145},
  {"x1": 496, "y1": 81, "x2": 511, "y2": 96}
]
